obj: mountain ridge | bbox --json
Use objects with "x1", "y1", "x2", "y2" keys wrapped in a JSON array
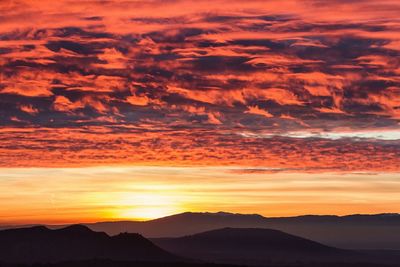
[
  {"x1": 2, "y1": 211, "x2": 399, "y2": 228},
  {"x1": 82, "y1": 212, "x2": 400, "y2": 249},
  {"x1": 0, "y1": 224, "x2": 179, "y2": 264},
  {"x1": 2, "y1": 212, "x2": 400, "y2": 249},
  {"x1": 151, "y1": 227, "x2": 371, "y2": 266},
  {"x1": 1, "y1": 225, "x2": 400, "y2": 266}
]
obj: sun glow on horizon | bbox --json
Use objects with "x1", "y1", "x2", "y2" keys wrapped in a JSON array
[
  {"x1": 0, "y1": 166, "x2": 400, "y2": 224},
  {"x1": 111, "y1": 193, "x2": 186, "y2": 220}
]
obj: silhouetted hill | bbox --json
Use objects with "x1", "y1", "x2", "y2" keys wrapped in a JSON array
[
  {"x1": 0, "y1": 259, "x2": 241, "y2": 267},
  {"x1": 0, "y1": 225, "x2": 179, "y2": 264},
  {"x1": 2, "y1": 212, "x2": 400, "y2": 249},
  {"x1": 83, "y1": 212, "x2": 265, "y2": 236},
  {"x1": 1, "y1": 226, "x2": 399, "y2": 267},
  {"x1": 1, "y1": 259, "x2": 399, "y2": 267},
  {"x1": 80, "y1": 212, "x2": 400, "y2": 249},
  {"x1": 152, "y1": 228, "x2": 356, "y2": 265}
]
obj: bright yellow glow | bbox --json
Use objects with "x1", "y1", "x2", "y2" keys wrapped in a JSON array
[
  {"x1": 112, "y1": 193, "x2": 185, "y2": 220},
  {"x1": 119, "y1": 207, "x2": 179, "y2": 221},
  {"x1": 0, "y1": 166, "x2": 400, "y2": 224}
]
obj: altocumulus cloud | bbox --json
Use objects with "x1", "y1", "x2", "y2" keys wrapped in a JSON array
[{"x1": 0, "y1": 0, "x2": 399, "y2": 170}]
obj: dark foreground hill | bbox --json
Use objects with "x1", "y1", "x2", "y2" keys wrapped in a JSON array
[
  {"x1": 0, "y1": 259, "x2": 399, "y2": 267},
  {"x1": 81, "y1": 212, "x2": 400, "y2": 249},
  {"x1": 1, "y1": 226, "x2": 399, "y2": 267},
  {"x1": 0, "y1": 225, "x2": 178, "y2": 264},
  {"x1": 3, "y1": 212, "x2": 400, "y2": 249},
  {"x1": 0, "y1": 259, "x2": 238, "y2": 267},
  {"x1": 152, "y1": 228, "x2": 358, "y2": 265}
]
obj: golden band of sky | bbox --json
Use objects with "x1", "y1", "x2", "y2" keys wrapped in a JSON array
[{"x1": 1, "y1": 166, "x2": 399, "y2": 224}]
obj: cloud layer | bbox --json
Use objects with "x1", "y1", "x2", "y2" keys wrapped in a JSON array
[{"x1": 1, "y1": 0, "x2": 400, "y2": 170}]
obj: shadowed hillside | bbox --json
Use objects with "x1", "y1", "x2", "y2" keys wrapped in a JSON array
[
  {"x1": 0, "y1": 259, "x2": 239, "y2": 267},
  {"x1": 1, "y1": 225, "x2": 400, "y2": 267},
  {"x1": 1, "y1": 259, "x2": 399, "y2": 267},
  {"x1": 0, "y1": 225, "x2": 178, "y2": 264},
  {"x1": 152, "y1": 228, "x2": 357, "y2": 265},
  {"x1": 81, "y1": 212, "x2": 400, "y2": 249}
]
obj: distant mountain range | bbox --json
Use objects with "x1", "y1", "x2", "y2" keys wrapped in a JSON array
[
  {"x1": 2, "y1": 212, "x2": 400, "y2": 250},
  {"x1": 81, "y1": 212, "x2": 400, "y2": 249}
]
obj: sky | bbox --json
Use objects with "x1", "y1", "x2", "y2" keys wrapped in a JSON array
[{"x1": 0, "y1": 0, "x2": 400, "y2": 223}]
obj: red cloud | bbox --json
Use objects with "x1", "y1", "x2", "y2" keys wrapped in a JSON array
[{"x1": 0, "y1": 0, "x2": 399, "y2": 169}]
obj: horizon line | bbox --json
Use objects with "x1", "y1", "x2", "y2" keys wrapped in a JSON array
[{"x1": 2, "y1": 210, "x2": 400, "y2": 227}]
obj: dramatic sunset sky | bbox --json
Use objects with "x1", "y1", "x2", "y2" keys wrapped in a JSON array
[{"x1": 1, "y1": 0, "x2": 400, "y2": 224}]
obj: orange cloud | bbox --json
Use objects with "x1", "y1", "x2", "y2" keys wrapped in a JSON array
[
  {"x1": 0, "y1": 0, "x2": 399, "y2": 170},
  {"x1": 19, "y1": 105, "x2": 39, "y2": 115},
  {"x1": 0, "y1": 127, "x2": 398, "y2": 173},
  {"x1": 245, "y1": 106, "x2": 273, "y2": 118},
  {"x1": 127, "y1": 95, "x2": 150, "y2": 106}
]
